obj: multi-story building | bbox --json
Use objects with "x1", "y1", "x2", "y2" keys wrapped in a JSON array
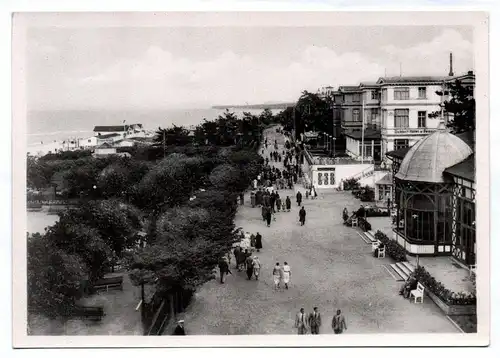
[
  {"x1": 378, "y1": 76, "x2": 450, "y2": 160},
  {"x1": 359, "y1": 81, "x2": 382, "y2": 130},
  {"x1": 338, "y1": 85, "x2": 363, "y2": 134}
]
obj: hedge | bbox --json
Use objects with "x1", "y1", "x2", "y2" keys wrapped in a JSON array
[
  {"x1": 413, "y1": 266, "x2": 476, "y2": 306},
  {"x1": 374, "y1": 231, "x2": 407, "y2": 262}
]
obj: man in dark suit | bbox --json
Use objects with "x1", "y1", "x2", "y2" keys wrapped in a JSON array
[
  {"x1": 173, "y1": 320, "x2": 186, "y2": 335},
  {"x1": 308, "y1": 307, "x2": 322, "y2": 334}
]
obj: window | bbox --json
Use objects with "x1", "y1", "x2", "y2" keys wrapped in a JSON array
[
  {"x1": 418, "y1": 87, "x2": 427, "y2": 99},
  {"x1": 381, "y1": 89, "x2": 387, "y2": 102},
  {"x1": 418, "y1": 111, "x2": 427, "y2": 128},
  {"x1": 353, "y1": 93, "x2": 361, "y2": 102},
  {"x1": 371, "y1": 108, "x2": 379, "y2": 122},
  {"x1": 394, "y1": 109, "x2": 409, "y2": 128},
  {"x1": 394, "y1": 87, "x2": 409, "y2": 100},
  {"x1": 371, "y1": 91, "x2": 378, "y2": 100},
  {"x1": 352, "y1": 109, "x2": 360, "y2": 122},
  {"x1": 394, "y1": 139, "x2": 409, "y2": 150}
]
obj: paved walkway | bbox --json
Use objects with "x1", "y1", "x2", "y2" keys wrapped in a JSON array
[{"x1": 167, "y1": 127, "x2": 458, "y2": 335}]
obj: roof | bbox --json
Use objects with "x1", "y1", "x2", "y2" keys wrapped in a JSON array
[
  {"x1": 345, "y1": 129, "x2": 381, "y2": 140},
  {"x1": 376, "y1": 173, "x2": 393, "y2": 185},
  {"x1": 359, "y1": 81, "x2": 380, "y2": 88},
  {"x1": 385, "y1": 147, "x2": 411, "y2": 160},
  {"x1": 97, "y1": 133, "x2": 122, "y2": 139},
  {"x1": 455, "y1": 130, "x2": 475, "y2": 150},
  {"x1": 93, "y1": 124, "x2": 143, "y2": 132},
  {"x1": 395, "y1": 128, "x2": 473, "y2": 183},
  {"x1": 443, "y1": 155, "x2": 475, "y2": 182},
  {"x1": 338, "y1": 85, "x2": 361, "y2": 92},
  {"x1": 96, "y1": 142, "x2": 114, "y2": 149},
  {"x1": 376, "y1": 76, "x2": 451, "y2": 85}
]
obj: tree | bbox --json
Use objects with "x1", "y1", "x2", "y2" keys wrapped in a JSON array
[
  {"x1": 154, "y1": 125, "x2": 192, "y2": 147},
  {"x1": 429, "y1": 79, "x2": 475, "y2": 133},
  {"x1": 209, "y1": 163, "x2": 242, "y2": 192},
  {"x1": 27, "y1": 233, "x2": 87, "y2": 318},
  {"x1": 296, "y1": 91, "x2": 333, "y2": 135},
  {"x1": 45, "y1": 221, "x2": 111, "y2": 283}
]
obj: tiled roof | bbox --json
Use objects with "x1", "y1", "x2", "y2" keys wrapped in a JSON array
[
  {"x1": 395, "y1": 129, "x2": 473, "y2": 183},
  {"x1": 444, "y1": 155, "x2": 475, "y2": 182},
  {"x1": 359, "y1": 81, "x2": 379, "y2": 88}
]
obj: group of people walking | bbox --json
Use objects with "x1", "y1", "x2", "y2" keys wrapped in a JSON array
[
  {"x1": 294, "y1": 308, "x2": 348, "y2": 335},
  {"x1": 272, "y1": 262, "x2": 292, "y2": 290}
]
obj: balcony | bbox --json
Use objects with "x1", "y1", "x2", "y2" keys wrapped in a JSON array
[{"x1": 381, "y1": 127, "x2": 437, "y2": 136}]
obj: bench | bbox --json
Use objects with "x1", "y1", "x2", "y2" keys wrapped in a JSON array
[
  {"x1": 410, "y1": 282, "x2": 425, "y2": 304},
  {"x1": 93, "y1": 276, "x2": 123, "y2": 292},
  {"x1": 69, "y1": 306, "x2": 105, "y2": 321},
  {"x1": 377, "y1": 246, "x2": 386, "y2": 259}
]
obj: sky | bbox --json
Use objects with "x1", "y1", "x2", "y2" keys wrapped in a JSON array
[{"x1": 26, "y1": 25, "x2": 474, "y2": 110}]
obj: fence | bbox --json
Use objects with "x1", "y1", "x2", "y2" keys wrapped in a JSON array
[{"x1": 144, "y1": 288, "x2": 194, "y2": 335}]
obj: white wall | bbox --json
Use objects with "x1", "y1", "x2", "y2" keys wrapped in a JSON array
[
  {"x1": 95, "y1": 148, "x2": 116, "y2": 155},
  {"x1": 311, "y1": 163, "x2": 373, "y2": 188},
  {"x1": 381, "y1": 84, "x2": 443, "y2": 106}
]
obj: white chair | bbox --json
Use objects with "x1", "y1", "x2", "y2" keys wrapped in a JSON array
[
  {"x1": 351, "y1": 217, "x2": 358, "y2": 227},
  {"x1": 469, "y1": 264, "x2": 477, "y2": 277},
  {"x1": 377, "y1": 246, "x2": 386, "y2": 258},
  {"x1": 372, "y1": 240, "x2": 380, "y2": 252},
  {"x1": 410, "y1": 283, "x2": 425, "y2": 303}
]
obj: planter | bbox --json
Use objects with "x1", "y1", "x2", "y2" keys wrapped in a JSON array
[{"x1": 422, "y1": 284, "x2": 476, "y2": 316}]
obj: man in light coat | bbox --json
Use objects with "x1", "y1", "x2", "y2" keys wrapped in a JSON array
[{"x1": 294, "y1": 308, "x2": 308, "y2": 335}]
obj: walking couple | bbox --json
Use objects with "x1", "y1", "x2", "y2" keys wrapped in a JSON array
[{"x1": 272, "y1": 262, "x2": 291, "y2": 290}]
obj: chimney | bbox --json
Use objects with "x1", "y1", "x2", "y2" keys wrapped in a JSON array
[{"x1": 448, "y1": 52, "x2": 454, "y2": 77}]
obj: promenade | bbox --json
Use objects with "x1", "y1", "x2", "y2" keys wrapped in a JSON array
[{"x1": 165, "y1": 127, "x2": 458, "y2": 335}]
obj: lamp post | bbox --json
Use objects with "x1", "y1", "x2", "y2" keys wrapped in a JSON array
[{"x1": 412, "y1": 214, "x2": 419, "y2": 267}]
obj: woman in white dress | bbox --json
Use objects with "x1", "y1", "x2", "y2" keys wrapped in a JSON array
[{"x1": 282, "y1": 262, "x2": 291, "y2": 289}]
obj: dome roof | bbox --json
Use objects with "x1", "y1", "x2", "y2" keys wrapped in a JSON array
[{"x1": 395, "y1": 129, "x2": 473, "y2": 183}]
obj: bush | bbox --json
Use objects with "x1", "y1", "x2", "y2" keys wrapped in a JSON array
[
  {"x1": 344, "y1": 178, "x2": 360, "y2": 191},
  {"x1": 413, "y1": 266, "x2": 476, "y2": 306},
  {"x1": 374, "y1": 231, "x2": 407, "y2": 262}
]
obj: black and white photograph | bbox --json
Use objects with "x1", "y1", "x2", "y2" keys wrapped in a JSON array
[{"x1": 12, "y1": 11, "x2": 489, "y2": 348}]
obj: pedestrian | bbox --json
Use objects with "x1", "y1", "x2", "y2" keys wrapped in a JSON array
[
  {"x1": 239, "y1": 192, "x2": 244, "y2": 205},
  {"x1": 311, "y1": 186, "x2": 317, "y2": 199},
  {"x1": 305, "y1": 189, "x2": 309, "y2": 200},
  {"x1": 252, "y1": 256, "x2": 261, "y2": 280},
  {"x1": 285, "y1": 196, "x2": 291, "y2": 212},
  {"x1": 250, "y1": 233, "x2": 256, "y2": 248},
  {"x1": 342, "y1": 207, "x2": 349, "y2": 222},
  {"x1": 255, "y1": 232, "x2": 262, "y2": 252},
  {"x1": 266, "y1": 209, "x2": 272, "y2": 227},
  {"x1": 261, "y1": 205, "x2": 267, "y2": 221},
  {"x1": 332, "y1": 309, "x2": 347, "y2": 334},
  {"x1": 276, "y1": 196, "x2": 282, "y2": 212},
  {"x1": 218, "y1": 256, "x2": 232, "y2": 283},
  {"x1": 233, "y1": 246, "x2": 241, "y2": 269},
  {"x1": 245, "y1": 255, "x2": 254, "y2": 280},
  {"x1": 282, "y1": 261, "x2": 291, "y2": 289},
  {"x1": 272, "y1": 262, "x2": 281, "y2": 290},
  {"x1": 296, "y1": 191, "x2": 302, "y2": 206},
  {"x1": 250, "y1": 192, "x2": 256, "y2": 208},
  {"x1": 294, "y1": 308, "x2": 308, "y2": 335},
  {"x1": 308, "y1": 307, "x2": 322, "y2": 334},
  {"x1": 173, "y1": 320, "x2": 186, "y2": 335},
  {"x1": 299, "y1": 206, "x2": 306, "y2": 226},
  {"x1": 237, "y1": 248, "x2": 247, "y2": 271}
]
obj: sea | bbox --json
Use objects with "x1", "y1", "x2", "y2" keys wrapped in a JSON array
[{"x1": 27, "y1": 108, "x2": 281, "y2": 145}]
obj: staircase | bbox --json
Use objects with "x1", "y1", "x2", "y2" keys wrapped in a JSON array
[
  {"x1": 358, "y1": 230, "x2": 415, "y2": 281},
  {"x1": 386, "y1": 261, "x2": 415, "y2": 281}
]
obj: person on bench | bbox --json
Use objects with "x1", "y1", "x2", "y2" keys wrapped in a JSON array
[{"x1": 399, "y1": 272, "x2": 418, "y2": 299}]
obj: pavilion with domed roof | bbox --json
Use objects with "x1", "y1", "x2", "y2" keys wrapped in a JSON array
[{"x1": 385, "y1": 124, "x2": 476, "y2": 266}]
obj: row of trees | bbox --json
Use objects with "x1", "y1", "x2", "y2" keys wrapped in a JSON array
[{"x1": 27, "y1": 109, "x2": 270, "y2": 319}]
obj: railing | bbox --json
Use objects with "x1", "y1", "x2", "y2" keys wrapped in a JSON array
[
  {"x1": 348, "y1": 166, "x2": 374, "y2": 182},
  {"x1": 381, "y1": 127, "x2": 437, "y2": 136}
]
